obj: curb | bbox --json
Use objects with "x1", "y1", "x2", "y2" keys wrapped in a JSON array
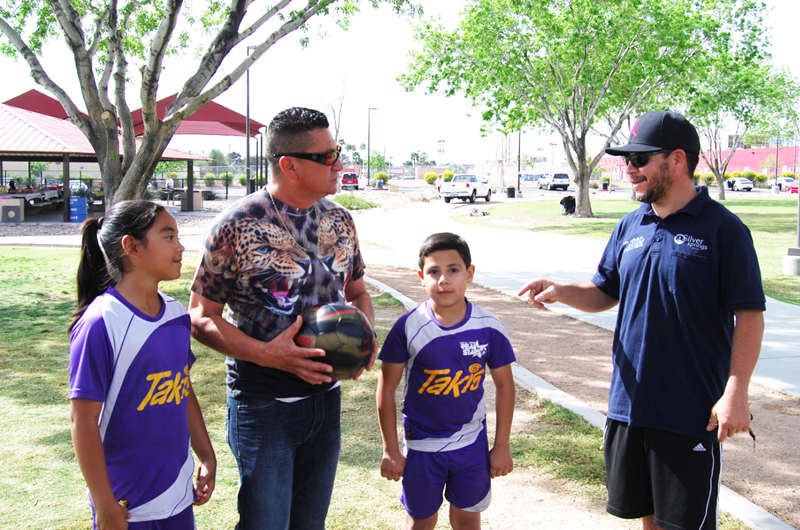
[{"x1": 364, "y1": 275, "x2": 797, "y2": 530}]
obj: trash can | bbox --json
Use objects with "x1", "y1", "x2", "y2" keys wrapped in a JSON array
[
  {"x1": 506, "y1": 186, "x2": 515, "y2": 198},
  {"x1": 602, "y1": 181, "x2": 609, "y2": 190},
  {"x1": 376, "y1": 179, "x2": 384, "y2": 189},
  {"x1": 69, "y1": 196, "x2": 88, "y2": 223},
  {"x1": 180, "y1": 191, "x2": 204, "y2": 212}
]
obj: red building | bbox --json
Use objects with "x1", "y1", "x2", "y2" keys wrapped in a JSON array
[{"x1": 603, "y1": 145, "x2": 799, "y2": 180}]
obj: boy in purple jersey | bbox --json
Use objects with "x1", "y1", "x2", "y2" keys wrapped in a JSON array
[{"x1": 377, "y1": 232, "x2": 516, "y2": 530}]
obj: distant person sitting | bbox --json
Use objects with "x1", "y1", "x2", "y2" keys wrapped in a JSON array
[
  {"x1": 166, "y1": 177, "x2": 174, "y2": 190},
  {"x1": 7, "y1": 180, "x2": 19, "y2": 192}
]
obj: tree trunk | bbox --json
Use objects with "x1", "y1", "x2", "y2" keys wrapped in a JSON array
[
  {"x1": 716, "y1": 172, "x2": 727, "y2": 200},
  {"x1": 109, "y1": 122, "x2": 182, "y2": 205},
  {"x1": 574, "y1": 167, "x2": 594, "y2": 218}
]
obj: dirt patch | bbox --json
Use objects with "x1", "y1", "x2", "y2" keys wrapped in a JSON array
[{"x1": 366, "y1": 265, "x2": 800, "y2": 529}]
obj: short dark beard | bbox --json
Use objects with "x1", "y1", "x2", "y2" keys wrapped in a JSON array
[{"x1": 636, "y1": 160, "x2": 671, "y2": 204}]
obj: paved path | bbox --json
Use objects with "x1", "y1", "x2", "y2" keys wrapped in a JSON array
[
  {"x1": 1, "y1": 194, "x2": 798, "y2": 399},
  {"x1": 1, "y1": 193, "x2": 797, "y2": 529},
  {"x1": 2, "y1": 194, "x2": 799, "y2": 399},
  {"x1": 350, "y1": 196, "x2": 800, "y2": 400}
]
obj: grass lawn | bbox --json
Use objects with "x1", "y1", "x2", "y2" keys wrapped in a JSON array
[
  {"x1": 455, "y1": 192, "x2": 800, "y2": 305},
  {"x1": 0, "y1": 248, "x2": 748, "y2": 529}
]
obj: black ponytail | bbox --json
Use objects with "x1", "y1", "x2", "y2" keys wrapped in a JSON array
[{"x1": 70, "y1": 200, "x2": 165, "y2": 331}]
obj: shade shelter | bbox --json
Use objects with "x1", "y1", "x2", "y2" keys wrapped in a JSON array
[
  {"x1": 129, "y1": 94, "x2": 265, "y2": 138},
  {"x1": 0, "y1": 103, "x2": 207, "y2": 221},
  {"x1": 130, "y1": 94, "x2": 268, "y2": 194},
  {"x1": 3, "y1": 89, "x2": 87, "y2": 121}
]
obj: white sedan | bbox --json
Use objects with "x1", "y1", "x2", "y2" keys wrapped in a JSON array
[{"x1": 725, "y1": 177, "x2": 753, "y2": 191}]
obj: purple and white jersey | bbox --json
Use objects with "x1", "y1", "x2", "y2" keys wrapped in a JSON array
[
  {"x1": 69, "y1": 288, "x2": 196, "y2": 522},
  {"x1": 379, "y1": 300, "x2": 515, "y2": 452}
]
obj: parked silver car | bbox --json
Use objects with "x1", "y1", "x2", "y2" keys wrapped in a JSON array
[
  {"x1": 725, "y1": 177, "x2": 753, "y2": 192},
  {"x1": 538, "y1": 173, "x2": 570, "y2": 191}
]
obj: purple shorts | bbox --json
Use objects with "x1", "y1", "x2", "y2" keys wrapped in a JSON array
[
  {"x1": 401, "y1": 429, "x2": 492, "y2": 520},
  {"x1": 93, "y1": 506, "x2": 195, "y2": 530}
]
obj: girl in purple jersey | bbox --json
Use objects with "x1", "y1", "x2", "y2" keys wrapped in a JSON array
[{"x1": 69, "y1": 201, "x2": 215, "y2": 530}]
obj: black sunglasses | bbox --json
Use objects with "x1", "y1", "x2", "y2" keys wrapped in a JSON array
[
  {"x1": 272, "y1": 145, "x2": 341, "y2": 166},
  {"x1": 624, "y1": 150, "x2": 673, "y2": 168}
]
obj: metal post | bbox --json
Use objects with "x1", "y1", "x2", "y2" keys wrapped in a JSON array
[
  {"x1": 62, "y1": 155, "x2": 70, "y2": 223},
  {"x1": 517, "y1": 131, "x2": 522, "y2": 193},
  {"x1": 367, "y1": 107, "x2": 377, "y2": 184},
  {"x1": 187, "y1": 161, "x2": 194, "y2": 211},
  {"x1": 261, "y1": 130, "x2": 265, "y2": 187},
  {"x1": 246, "y1": 46, "x2": 255, "y2": 195}
]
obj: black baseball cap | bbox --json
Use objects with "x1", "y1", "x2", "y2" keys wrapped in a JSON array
[{"x1": 606, "y1": 111, "x2": 700, "y2": 156}]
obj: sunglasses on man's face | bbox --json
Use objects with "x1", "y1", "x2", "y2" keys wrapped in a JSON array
[
  {"x1": 272, "y1": 145, "x2": 342, "y2": 166},
  {"x1": 623, "y1": 150, "x2": 673, "y2": 168}
]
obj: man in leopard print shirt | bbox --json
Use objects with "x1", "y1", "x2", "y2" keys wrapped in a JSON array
[{"x1": 189, "y1": 107, "x2": 375, "y2": 530}]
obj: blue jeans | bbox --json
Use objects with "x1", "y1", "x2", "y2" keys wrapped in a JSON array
[{"x1": 227, "y1": 389, "x2": 341, "y2": 530}]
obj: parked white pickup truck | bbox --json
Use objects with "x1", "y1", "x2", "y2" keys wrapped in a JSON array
[{"x1": 440, "y1": 174, "x2": 492, "y2": 203}]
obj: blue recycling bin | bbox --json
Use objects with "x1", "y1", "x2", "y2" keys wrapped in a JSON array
[
  {"x1": 70, "y1": 197, "x2": 88, "y2": 223},
  {"x1": 376, "y1": 179, "x2": 384, "y2": 189}
]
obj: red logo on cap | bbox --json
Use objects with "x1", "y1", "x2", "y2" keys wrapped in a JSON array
[{"x1": 631, "y1": 119, "x2": 641, "y2": 137}]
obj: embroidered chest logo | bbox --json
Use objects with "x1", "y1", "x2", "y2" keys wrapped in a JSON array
[
  {"x1": 622, "y1": 236, "x2": 645, "y2": 253},
  {"x1": 460, "y1": 340, "x2": 488, "y2": 358},
  {"x1": 137, "y1": 365, "x2": 192, "y2": 411},
  {"x1": 674, "y1": 234, "x2": 708, "y2": 251},
  {"x1": 418, "y1": 363, "x2": 484, "y2": 397}
]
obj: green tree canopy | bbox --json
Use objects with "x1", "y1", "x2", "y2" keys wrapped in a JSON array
[
  {"x1": 207, "y1": 149, "x2": 230, "y2": 167},
  {"x1": 402, "y1": 0, "x2": 773, "y2": 217},
  {"x1": 368, "y1": 150, "x2": 387, "y2": 172},
  {"x1": 0, "y1": 0, "x2": 419, "y2": 205}
]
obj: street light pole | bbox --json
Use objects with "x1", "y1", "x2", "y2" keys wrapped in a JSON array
[
  {"x1": 550, "y1": 143, "x2": 557, "y2": 173},
  {"x1": 367, "y1": 107, "x2": 377, "y2": 184},
  {"x1": 246, "y1": 46, "x2": 256, "y2": 195},
  {"x1": 517, "y1": 131, "x2": 522, "y2": 193}
]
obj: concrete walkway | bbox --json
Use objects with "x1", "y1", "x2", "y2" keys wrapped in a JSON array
[
  {"x1": 1, "y1": 193, "x2": 798, "y2": 399},
  {"x1": 1, "y1": 192, "x2": 798, "y2": 398},
  {"x1": 350, "y1": 195, "x2": 800, "y2": 400},
  {"x1": 0, "y1": 192, "x2": 797, "y2": 529}
]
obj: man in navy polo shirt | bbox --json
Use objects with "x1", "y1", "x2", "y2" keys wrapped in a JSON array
[{"x1": 519, "y1": 111, "x2": 765, "y2": 530}]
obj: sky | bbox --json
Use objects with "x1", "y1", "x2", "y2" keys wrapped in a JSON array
[{"x1": 0, "y1": 0, "x2": 797, "y2": 167}]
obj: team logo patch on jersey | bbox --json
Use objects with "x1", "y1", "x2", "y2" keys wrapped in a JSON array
[{"x1": 460, "y1": 340, "x2": 488, "y2": 359}]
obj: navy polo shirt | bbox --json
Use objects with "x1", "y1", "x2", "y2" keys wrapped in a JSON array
[{"x1": 592, "y1": 187, "x2": 765, "y2": 441}]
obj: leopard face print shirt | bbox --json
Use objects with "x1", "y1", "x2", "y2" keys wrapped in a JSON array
[{"x1": 191, "y1": 190, "x2": 366, "y2": 398}]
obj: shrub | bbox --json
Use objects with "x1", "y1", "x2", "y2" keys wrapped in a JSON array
[
  {"x1": 754, "y1": 173, "x2": 769, "y2": 188},
  {"x1": 424, "y1": 172, "x2": 438, "y2": 185},
  {"x1": 219, "y1": 172, "x2": 234, "y2": 186},
  {"x1": 238, "y1": 174, "x2": 247, "y2": 186},
  {"x1": 203, "y1": 173, "x2": 217, "y2": 187},
  {"x1": 732, "y1": 171, "x2": 743, "y2": 179},
  {"x1": 331, "y1": 193, "x2": 378, "y2": 210},
  {"x1": 703, "y1": 174, "x2": 715, "y2": 186},
  {"x1": 600, "y1": 175, "x2": 611, "y2": 182},
  {"x1": 442, "y1": 170, "x2": 454, "y2": 182},
  {"x1": 723, "y1": 173, "x2": 732, "y2": 180},
  {"x1": 781, "y1": 172, "x2": 797, "y2": 179},
  {"x1": 372, "y1": 172, "x2": 390, "y2": 187},
  {"x1": 589, "y1": 182, "x2": 599, "y2": 189},
  {"x1": 693, "y1": 173, "x2": 701, "y2": 185}
]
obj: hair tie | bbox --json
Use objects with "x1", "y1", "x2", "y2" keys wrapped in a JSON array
[{"x1": 96, "y1": 227, "x2": 110, "y2": 265}]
